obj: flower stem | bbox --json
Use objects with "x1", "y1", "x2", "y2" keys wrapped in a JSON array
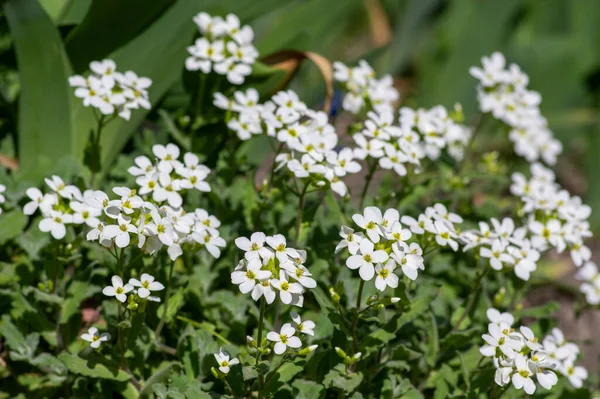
[
  {"x1": 359, "y1": 158, "x2": 377, "y2": 209},
  {"x1": 117, "y1": 304, "x2": 128, "y2": 370},
  {"x1": 223, "y1": 378, "x2": 239, "y2": 399},
  {"x1": 350, "y1": 279, "x2": 365, "y2": 353},
  {"x1": 154, "y1": 260, "x2": 175, "y2": 340},
  {"x1": 451, "y1": 264, "x2": 490, "y2": 333},
  {"x1": 294, "y1": 182, "x2": 310, "y2": 246},
  {"x1": 256, "y1": 297, "x2": 266, "y2": 397}
]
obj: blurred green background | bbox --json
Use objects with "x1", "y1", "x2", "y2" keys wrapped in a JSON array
[{"x1": 1, "y1": 0, "x2": 599, "y2": 226}]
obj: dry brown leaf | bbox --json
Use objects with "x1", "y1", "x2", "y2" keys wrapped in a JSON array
[
  {"x1": 0, "y1": 154, "x2": 18, "y2": 171},
  {"x1": 363, "y1": 0, "x2": 392, "y2": 47},
  {"x1": 261, "y1": 50, "x2": 334, "y2": 113}
]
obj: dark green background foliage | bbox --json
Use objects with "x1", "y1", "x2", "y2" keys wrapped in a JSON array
[{"x1": 0, "y1": 0, "x2": 599, "y2": 398}]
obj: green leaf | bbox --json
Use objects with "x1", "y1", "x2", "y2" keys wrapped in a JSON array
[
  {"x1": 292, "y1": 379, "x2": 324, "y2": 399},
  {"x1": 0, "y1": 209, "x2": 27, "y2": 244},
  {"x1": 262, "y1": 362, "x2": 304, "y2": 394},
  {"x1": 323, "y1": 364, "x2": 363, "y2": 394},
  {"x1": 0, "y1": 314, "x2": 27, "y2": 350},
  {"x1": 65, "y1": 0, "x2": 176, "y2": 72},
  {"x1": 157, "y1": 288, "x2": 185, "y2": 323},
  {"x1": 360, "y1": 294, "x2": 434, "y2": 357},
  {"x1": 58, "y1": 352, "x2": 131, "y2": 382},
  {"x1": 139, "y1": 363, "x2": 182, "y2": 397},
  {"x1": 60, "y1": 281, "x2": 101, "y2": 324},
  {"x1": 5, "y1": 0, "x2": 75, "y2": 182}
]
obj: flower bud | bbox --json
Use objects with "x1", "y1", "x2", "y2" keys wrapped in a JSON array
[
  {"x1": 390, "y1": 297, "x2": 401, "y2": 304},
  {"x1": 246, "y1": 335, "x2": 256, "y2": 348},
  {"x1": 366, "y1": 294, "x2": 379, "y2": 305},
  {"x1": 329, "y1": 287, "x2": 340, "y2": 303},
  {"x1": 298, "y1": 344, "x2": 318, "y2": 356},
  {"x1": 211, "y1": 367, "x2": 220, "y2": 379},
  {"x1": 335, "y1": 347, "x2": 347, "y2": 359}
]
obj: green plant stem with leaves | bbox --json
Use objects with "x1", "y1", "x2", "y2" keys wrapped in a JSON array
[
  {"x1": 294, "y1": 182, "x2": 310, "y2": 246},
  {"x1": 451, "y1": 259, "x2": 490, "y2": 333}
]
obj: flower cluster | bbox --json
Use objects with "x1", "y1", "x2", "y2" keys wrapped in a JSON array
[
  {"x1": 352, "y1": 106, "x2": 472, "y2": 179},
  {"x1": 400, "y1": 203, "x2": 464, "y2": 252},
  {"x1": 512, "y1": 163, "x2": 592, "y2": 268},
  {"x1": 102, "y1": 274, "x2": 164, "y2": 304},
  {"x1": 80, "y1": 327, "x2": 111, "y2": 349},
  {"x1": 215, "y1": 88, "x2": 362, "y2": 196},
  {"x1": 84, "y1": 187, "x2": 224, "y2": 260},
  {"x1": 186, "y1": 13, "x2": 258, "y2": 84},
  {"x1": 481, "y1": 308, "x2": 586, "y2": 394},
  {"x1": 267, "y1": 312, "x2": 316, "y2": 355},
  {"x1": 459, "y1": 162, "x2": 593, "y2": 282},
  {"x1": 337, "y1": 206, "x2": 427, "y2": 288},
  {"x1": 575, "y1": 262, "x2": 600, "y2": 305},
  {"x1": 232, "y1": 233, "x2": 316, "y2": 306},
  {"x1": 24, "y1": 145, "x2": 223, "y2": 260},
  {"x1": 69, "y1": 59, "x2": 152, "y2": 120},
  {"x1": 470, "y1": 52, "x2": 561, "y2": 164},
  {"x1": 333, "y1": 60, "x2": 399, "y2": 114},
  {"x1": 128, "y1": 143, "x2": 211, "y2": 208},
  {"x1": 23, "y1": 175, "x2": 89, "y2": 239}
]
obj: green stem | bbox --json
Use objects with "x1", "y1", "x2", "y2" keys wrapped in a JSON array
[
  {"x1": 294, "y1": 182, "x2": 310, "y2": 246},
  {"x1": 117, "y1": 305, "x2": 127, "y2": 370},
  {"x1": 195, "y1": 74, "x2": 207, "y2": 117},
  {"x1": 223, "y1": 378, "x2": 239, "y2": 399},
  {"x1": 154, "y1": 260, "x2": 175, "y2": 339},
  {"x1": 451, "y1": 264, "x2": 490, "y2": 333},
  {"x1": 359, "y1": 158, "x2": 377, "y2": 209},
  {"x1": 350, "y1": 280, "x2": 365, "y2": 354},
  {"x1": 256, "y1": 297, "x2": 266, "y2": 397}
]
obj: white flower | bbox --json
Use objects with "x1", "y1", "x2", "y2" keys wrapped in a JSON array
[
  {"x1": 267, "y1": 323, "x2": 302, "y2": 355},
  {"x1": 271, "y1": 271, "x2": 303, "y2": 305},
  {"x1": 70, "y1": 201, "x2": 101, "y2": 228},
  {"x1": 231, "y1": 258, "x2": 272, "y2": 294},
  {"x1": 129, "y1": 273, "x2": 165, "y2": 299},
  {"x1": 214, "y1": 348, "x2": 239, "y2": 374},
  {"x1": 561, "y1": 361, "x2": 588, "y2": 388},
  {"x1": 480, "y1": 240, "x2": 513, "y2": 271},
  {"x1": 352, "y1": 206, "x2": 383, "y2": 243},
  {"x1": 23, "y1": 188, "x2": 56, "y2": 215},
  {"x1": 335, "y1": 225, "x2": 364, "y2": 255},
  {"x1": 103, "y1": 214, "x2": 137, "y2": 248},
  {"x1": 152, "y1": 144, "x2": 181, "y2": 173},
  {"x1": 511, "y1": 355, "x2": 536, "y2": 395},
  {"x1": 39, "y1": 210, "x2": 72, "y2": 239},
  {"x1": 266, "y1": 234, "x2": 298, "y2": 262},
  {"x1": 486, "y1": 308, "x2": 514, "y2": 326},
  {"x1": 346, "y1": 239, "x2": 389, "y2": 281},
  {"x1": 374, "y1": 260, "x2": 399, "y2": 291},
  {"x1": 480, "y1": 322, "x2": 521, "y2": 359},
  {"x1": 81, "y1": 327, "x2": 111, "y2": 349},
  {"x1": 251, "y1": 279, "x2": 277, "y2": 304},
  {"x1": 192, "y1": 230, "x2": 226, "y2": 258},
  {"x1": 102, "y1": 275, "x2": 134, "y2": 303},
  {"x1": 433, "y1": 221, "x2": 459, "y2": 251},
  {"x1": 290, "y1": 312, "x2": 315, "y2": 336},
  {"x1": 235, "y1": 232, "x2": 273, "y2": 260}
]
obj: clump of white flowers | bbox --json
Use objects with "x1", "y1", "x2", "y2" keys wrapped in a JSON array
[
  {"x1": 575, "y1": 261, "x2": 600, "y2": 305},
  {"x1": 80, "y1": 327, "x2": 111, "y2": 349},
  {"x1": 459, "y1": 162, "x2": 593, "y2": 282},
  {"x1": 186, "y1": 12, "x2": 258, "y2": 84},
  {"x1": 336, "y1": 206, "x2": 428, "y2": 288},
  {"x1": 69, "y1": 59, "x2": 152, "y2": 121},
  {"x1": 102, "y1": 273, "x2": 164, "y2": 308},
  {"x1": 333, "y1": 59, "x2": 399, "y2": 114},
  {"x1": 481, "y1": 308, "x2": 587, "y2": 394},
  {"x1": 232, "y1": 232, "x2": 315, "y2": 306},
  {"x1": 470, "y1": 52, "x2": 562, "y2": 165},
  {"x1": 23, "y1": 144, "x2": 224, "y2": 261},
  {"x1": 215, "y1": 88, "x2": 362, "y2": 196},
  {"x1": 352, "y1": 105, "x2": 472, "y2": 181}
]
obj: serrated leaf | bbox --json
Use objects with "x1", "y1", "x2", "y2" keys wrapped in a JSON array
[
  {"x1": 139, "y1": 362, "x2": 181, "y2": 397},
  {"x1": 58, "y1": 352, "x2": 131, "y2": 382}
]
